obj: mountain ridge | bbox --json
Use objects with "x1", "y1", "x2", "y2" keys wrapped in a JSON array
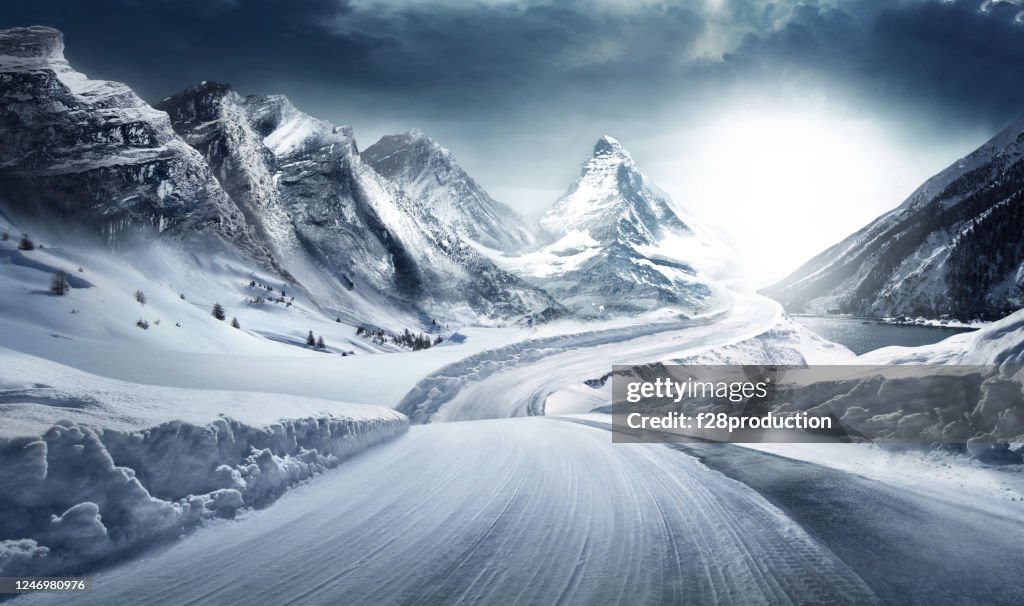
[{"x1": 763, "y1": 113, "x2": 1024, "y2": 320}]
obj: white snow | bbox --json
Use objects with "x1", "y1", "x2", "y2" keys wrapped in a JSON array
[
  {"x1": 15, "y1": 418, "x2": 879, "y2": 605},
  {"x1": 0, "y1": 347, "x2": 408, "y2": 578}
]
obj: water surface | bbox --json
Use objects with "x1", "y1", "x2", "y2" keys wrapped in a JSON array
[{"x1": 793, "y1": 315, "x2": 976, "y2": 355}]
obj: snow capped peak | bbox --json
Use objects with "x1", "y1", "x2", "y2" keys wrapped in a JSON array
[
  {"x1": 373, "y1": 129, "x2": 450, "y2": 159},
  {"x1": 592, "y1": 134, "x2": 630, "y2": 159},
  {"x1": 539, "y1": 135, "x2": 677, "y2": 243},
  {"x1": 363, "y1": 130, "x2": 538, "y2": 252},
  {"x1": 519, "y1": 135, "x2": 733, "y2": 317},
  {"x1": 243, "y1": 94, "x2": 354, "y2": 158},
  {"x1": 0, "y1": 26, "x2": 64, "y2": 66},
  {"x1": 402, "y1": 127, "x2": 430, "y2": 141},
  {"x1": 158, "y1": 81, "x2": 239, "y2": 125}
]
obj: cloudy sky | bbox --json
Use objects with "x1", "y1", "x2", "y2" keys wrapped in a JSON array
[{"x1": 5, "y1": 0, "x2": 1024, "y2": 281}]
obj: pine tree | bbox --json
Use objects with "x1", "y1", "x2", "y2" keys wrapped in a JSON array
[
  {"x1": 17, "y1": 235, "x2": 34, "y2": 251},
  {"x1": 316, "y1": 335, "x2": 325, "y2": 349},
  {"x1": 134, "y1": 290, "x2": 146, "y2": 305},
  {"x1": 50, "y1": 270, "x2": 70, "y2": 296},
  {"x1": 306, "y1": 330, "x2": 316, "y2": 346},
  {"x1": 231, "y1": 317, "x2": 240, "y2": 329},
  {"x1": 212, "y1": 303, "x2": 226, "y2": 321}
]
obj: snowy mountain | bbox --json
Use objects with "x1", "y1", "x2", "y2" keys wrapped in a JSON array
[
  {"x1": 498, "y1": 136, "x2": 733, "y2": 317},
  {"x1": 0, "y1": 27, "x2": 273, "y2": 267},
  {"x1": 764, "y1": 116, "x2": 1024, "y2": 320},
  {"x1": 159, "y1": 83, "x2": 560, "y2": 325},
  {"x1": 0, "y1": 25, "x2": 726, "y2": 328},
  {"x1": 363, "y1": 130, "x2": 537, "y2": 252}
]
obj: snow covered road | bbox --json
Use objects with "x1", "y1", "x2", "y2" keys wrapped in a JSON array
[
  {"x1": 20, "y1": 417, "x2": 880, "y2": 606},
  {"x1": 399, "y1": 296, "x2": 783, "y2": 422}
]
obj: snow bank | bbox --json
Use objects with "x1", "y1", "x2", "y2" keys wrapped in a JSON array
[
  {"x1": 0, "y1": 349, "x2": 408, "y2": 578},
  {"x1": 864, "y1": 307, "x2": 1024, "y2": 365},
  {"x1": 669, "y1": 316, "x2": 855, "y2": 365}
]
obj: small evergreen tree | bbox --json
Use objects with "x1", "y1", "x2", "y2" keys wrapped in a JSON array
[
  {"x1": 212, "y1": 303, "x2": 226, "y2": 321},
  {"x1": 136, "y1": 319, "x2": 149, "y2": 329},
  {"x1": 17, "y1": 235, "x2": 34, "y2": 251},
  {"x1": 50, "y1": 270, "x2": 70, "y2": 296},
  {"x1": 231, "y1": 317, "x2": 240, "y2": 329},
  {"x1": 306, "y1": 330, "x2": 316, "y2": 346},
  {"x1": 316, "y1": 335, "x2": 325, "y2": 349},
  {"x1": 180, "y1": 293, "x2": 186, "y2": 300},
  {"x1": 135, "y1": 290, "x2": 146, "y2": 305}
]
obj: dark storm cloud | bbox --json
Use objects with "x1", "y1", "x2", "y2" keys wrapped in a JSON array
[
  {"x1": 3, "y1": 0, "x2": 1024, "y2": 128},
  {"x1": 726, "y1": 0, "x2": 1024, "y2": 129},
  {"x1": 0, "y1": 0, "x2": 394, "y2": 99}
]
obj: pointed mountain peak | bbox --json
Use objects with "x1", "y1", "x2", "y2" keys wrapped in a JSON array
[
  {"x1": 157, "y1": 81, "x2": 237, "y2": 124},
  {"x1": 594, "y1": 134, "x2": 621, "y2": 151},
  {"x1": 592, "y1": 134, "x2": 632, "y2": 159},
  {"x1": 540, "y1": 134, "x2": 688, "y2": 243},
  {"x1": 366, "y1": 129, "x2": 453, "y2": 163},
  {"x1": 382, "y1": 128, "x2": 442, "y2": 149},
  {"x1": 242, "y1": 93, "x2": 354, "y2": 157},
  {"x1": 403, "y1": 127, "x2": 429, "y2": 141}
]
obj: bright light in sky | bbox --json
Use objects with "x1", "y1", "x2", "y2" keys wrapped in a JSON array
[{"x1": 642, "y1": 104, "x2": 975, "y2": 286}]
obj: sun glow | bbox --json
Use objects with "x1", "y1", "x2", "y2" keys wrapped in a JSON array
[{"x1": 646, "y1": 105, "x2": 962, "y2": 286}]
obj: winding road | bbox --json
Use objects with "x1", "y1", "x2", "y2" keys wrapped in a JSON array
[
  {"x1": 398, "y1": 295, "x2": 781, "y2": 422},
  {"x1": 19, "y1": 295, "x2": 1024, "y2": 605}
]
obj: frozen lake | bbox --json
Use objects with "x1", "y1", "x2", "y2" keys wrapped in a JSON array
[{"x1": 793, "y1": 315, "x2": 976, "y2": 355}]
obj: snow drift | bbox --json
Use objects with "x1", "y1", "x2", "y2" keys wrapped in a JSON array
[{"x1": 0, "y1": 348, "x2": 408, "y2": 578}]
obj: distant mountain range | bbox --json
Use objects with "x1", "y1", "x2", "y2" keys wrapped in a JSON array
[
  {"x1": 0, "y1": 26, "x2": 730, "y2": 328},
  {"x1": 764, "y1": 115, "x2": 1024, "y2": 321}
]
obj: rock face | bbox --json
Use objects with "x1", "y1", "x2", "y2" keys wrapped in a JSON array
[
  {"x1": 363, "y1": 130, "x2": 537, "y2": 252},
  {"x1": 764, "y1": 117, "x2": 1024, "y2": 320},
  {"x1": 501, "y1": 136, "x2": 731, "y2": 317},
  {"x1": 0, "y1": 25, "x2": 732, "y2": 325},
  {"x1": 159, "y1": 84, "x2": 561, "y2": 323},
  {"x1": 0, "y1": 27, "x2": 265, "y2": 261}
]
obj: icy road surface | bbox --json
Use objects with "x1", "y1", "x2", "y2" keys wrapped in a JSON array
[
  {"x1": 22, "y1": 417, "x2": 1024, "y2": 606},
  {"x1": 400, "y1": 296, "x2": 784, "y2": 422},
  {"x1": 23, "y1": 418, "x2": 880, "y2": 606}
]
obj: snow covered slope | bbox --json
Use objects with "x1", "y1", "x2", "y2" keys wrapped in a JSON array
[
  {"x1": 498, "y1": 136, "x2": 733, "y2": 317},
  {"x1": 363, "y1": 130, "x2": 537, "y2": 252},
  {"x1": 0, "y1": 27, "x2": 271, "y2": 267},
  {"x1": 155, "y1": 83, "x2": 415, "y2": 327},
  {"x1": 155, "y1": 82, "x2": 561, "y2": 323},
  {"x1": 764, "y1": 115, "x2": 1024, "y2": 320},
  {"x1": 0, "y1": 346, "x2": 407, "y2": 579},
  {"x1": 238, "y1": 91, "x2": 560, "y2": 325}
]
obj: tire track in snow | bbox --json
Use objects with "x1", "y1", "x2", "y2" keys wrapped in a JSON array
[{"x1": 27, "y1": 418, "x2": 879, "y2": 606}]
